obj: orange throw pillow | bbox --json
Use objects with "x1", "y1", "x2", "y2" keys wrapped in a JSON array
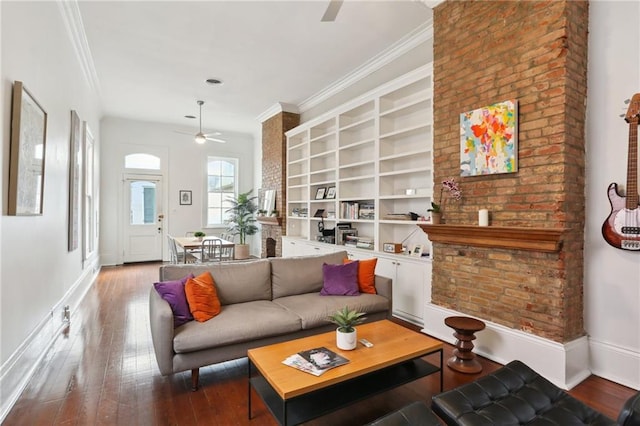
[
  {"x1": 184, "y1": 272, "x2": 221, "y2": 322},
  {"x1": 344, "y1": 258, "x2": 377, "y2": 294}
]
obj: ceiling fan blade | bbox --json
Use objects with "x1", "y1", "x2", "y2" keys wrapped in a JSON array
[
  {"x1": 203, "y1": 131, "x2": 222, "y2": 137},
  {"x1": 205, "y1": 137, "x2": 226, "y2": 143},
  {"x1": 321, "y1": 0, "x2": 343, "y2": 22}
]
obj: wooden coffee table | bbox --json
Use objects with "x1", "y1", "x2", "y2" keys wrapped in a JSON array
[{"x1": 247, "y1": 320, "x2": 443, "y2": 426}]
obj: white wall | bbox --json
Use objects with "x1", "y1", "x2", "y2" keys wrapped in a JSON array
[
  {"x1": 584, "y1": 0, "x2": 640, "y2": 389},
  {"x1": 99, "y1": 117, "x2": 257, "y2": 265},
  {"x1": 0, "y1": 1, "x2": 102, "y2": 418}
]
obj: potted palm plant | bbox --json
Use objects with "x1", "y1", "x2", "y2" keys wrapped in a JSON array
[
  {"x1": 327, "y1": 306, "x2": 367, "y2": 350},
  {"x1": 225, "y1": 189, "x2": 258, "y2": 260}
]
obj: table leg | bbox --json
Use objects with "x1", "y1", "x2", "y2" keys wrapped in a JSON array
[
  {"x1": 439, "y1": 348, "x2": 443, "y2": 392},
  {"x1": 248, "y1": 359, "x2": 253, "y2": 419}
]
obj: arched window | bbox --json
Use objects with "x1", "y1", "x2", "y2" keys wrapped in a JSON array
[
  {"x1": 124, "y1": 153, "x2": 160, "y2": 170},
  {"x1": 207, "y1": 157, "x2": 237, "y2": 226}
]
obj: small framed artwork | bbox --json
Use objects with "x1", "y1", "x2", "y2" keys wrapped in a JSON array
[
  {"x1": 179, "y1": 190, "x2": 192, "y2": 205},
  {"x1": 325, "y1": 186, "x2": 336, "y2": 199},
  {"x1": 410, "y1": 244, "x2": 424, "y2": 257},
  {"x1": 8, "y1": 81, "x2": 48, "y2": 216},
  {"x1": 315, "y1": 187, "x2": 326, "y2": 200}
]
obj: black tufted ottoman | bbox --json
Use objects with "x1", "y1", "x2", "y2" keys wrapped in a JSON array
[{"x1": 432, "y1": 360, "x2": 618, "y2": 425}]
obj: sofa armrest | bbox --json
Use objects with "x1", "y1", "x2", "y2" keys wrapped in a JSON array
[
  {"x1": 374, "y1": 275, "x2": 392, "y2": 315},
  {"x1": 618, "y1": 391, "x2": 640, "y2": 426},
  {"x1": 149, "y1": 287, "x2": 175, "y2": 376}
]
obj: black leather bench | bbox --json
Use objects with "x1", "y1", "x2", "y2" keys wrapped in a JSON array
[
  {"x1": 366, "y1": 401, "x2": 441, "y2": 426},
  {"x1": 431, "y1": 360, "x2": 640, "y2": 426}
]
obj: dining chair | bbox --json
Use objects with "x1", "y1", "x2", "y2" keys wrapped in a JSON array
[
  {"x1": 168, "y1": 235, "x2": 198, "y2": 264},
  {"x1": 200, "y1": 238, "x2": 223, "y2": 262}
]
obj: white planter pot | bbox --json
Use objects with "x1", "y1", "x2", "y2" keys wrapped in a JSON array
[{"x1": 336, "y1": 328, "x2": 357, "y2": 350}]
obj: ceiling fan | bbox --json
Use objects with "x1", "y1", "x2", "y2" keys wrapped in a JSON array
[
  {"x1": 321, "y1": 0, "x2": 343, "y2": 22},
  {"x1": 175, "y1": 100, "x2": 225, "y2": 144}
]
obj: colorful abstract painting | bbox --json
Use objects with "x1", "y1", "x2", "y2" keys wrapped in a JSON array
[{"x1": 460, "y1": 99, "x2": 517, "y2": 176}]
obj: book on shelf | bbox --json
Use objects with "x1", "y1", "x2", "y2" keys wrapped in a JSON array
[{"x1": 282, "y1": 346, "x2": 349, "y2": 376}]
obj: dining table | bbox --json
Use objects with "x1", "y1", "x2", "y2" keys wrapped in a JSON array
[{"x1": 173, "y1": 236, "x2": 235, "y2": 263}]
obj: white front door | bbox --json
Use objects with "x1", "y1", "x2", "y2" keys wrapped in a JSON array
[{"x1": 123, "y1": 174, "x2": 163, "y2": 262}]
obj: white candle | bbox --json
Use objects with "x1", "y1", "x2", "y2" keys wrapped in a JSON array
[{"x1": 479, "y1": 209, "x2": 489, "y2": 226}]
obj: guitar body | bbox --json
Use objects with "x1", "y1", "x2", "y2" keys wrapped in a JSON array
[
  {"x1": 602, "y1": 183, "x2": 640, "y2": 250},
  {"x1": 603, "y1": 94, "x2": 640, "y2": 251}
]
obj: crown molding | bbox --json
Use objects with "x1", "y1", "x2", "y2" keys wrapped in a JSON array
[
  {"x1": 57, "y1": 0, "x2": 101, "y2": 96},
  {"x1": 257, "y1": 102, "x2": 300, "y2": 123},
  {"x1": 298, "y1": 20, "x2": 433, "y2": 113}
]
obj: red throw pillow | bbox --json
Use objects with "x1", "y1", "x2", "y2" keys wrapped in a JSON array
[
  {"x1": 184, "y1": 272, "x2": 221, "y2": 322},
  {"x1": 344, "y1": 258, "x2": 377, "y2": 294}
]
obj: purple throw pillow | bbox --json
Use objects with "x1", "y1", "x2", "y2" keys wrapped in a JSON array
[
  {"x1": 154, "y1": 274, "x2": 194, "y2": 327},
  {"x1": 320, "y1": 261, "x2": 360, "y2": 296}
]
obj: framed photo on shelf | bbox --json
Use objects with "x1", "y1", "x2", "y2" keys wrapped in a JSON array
[
  {"x1": 315, "y1": 187, "x2": 326, "y2": 200},
  {"x1": 325, "y1": 186, "x2": 336, "y2": 199},
  {"x1": 410, "y1": 244, "x2": 423, "y2": 257},
  {"x1": 179, "y1": 190, "x2": 192, "y2": 205}
]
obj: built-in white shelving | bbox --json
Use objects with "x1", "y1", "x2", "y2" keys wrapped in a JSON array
[{"x1": 285, "y1": 63, "x2": 433, "y2": 257}]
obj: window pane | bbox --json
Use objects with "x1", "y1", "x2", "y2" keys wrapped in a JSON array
[
  {"x1": 221, "y1": 161, "x2": 235, "y2": 176},
  {"x1": 206, "y1": 156, "x2": 237, "y2": 226},
  {"x1": 130, "y1": 181, "x2": 156, "y2": 224},
  {"x1": 125, "y1": 153, "x2": 160, "y2": 170}
]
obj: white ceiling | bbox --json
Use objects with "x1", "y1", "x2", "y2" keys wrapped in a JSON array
[{"x1": 75, "y1": 0, "x2": 433, "y2": 138}]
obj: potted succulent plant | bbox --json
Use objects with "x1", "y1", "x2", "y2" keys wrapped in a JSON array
[
  {"x1": 225, "y1": 190, "x2": 258, "y2": 260},
  {"x1": 327, "y1": 306, "x2": 367, "y2": 350},
  {"x1": 193, "y1": 231, "x2": 206, "y2": 241}
]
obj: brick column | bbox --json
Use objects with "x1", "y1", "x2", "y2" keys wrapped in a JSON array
[
  {"x1": 261, "y1": 111, "x2": 300, "y2": 257},
  {"x1": 431, "y1": 0, "x2": 588, "y2": 342}
]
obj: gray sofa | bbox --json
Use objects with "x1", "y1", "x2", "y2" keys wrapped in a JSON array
[{"x1": 149, "y1": 250, "x2": 392, "y2": 390}]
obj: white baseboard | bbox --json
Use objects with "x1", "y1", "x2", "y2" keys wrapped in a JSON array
[
  {"x1": 589, "y1": 338, "x2": 640, "y2": 390},
  {"x1": 0, "y1": 259, "x2": 101, "y2": 423},
  {"x1": 423, "y1": 303, "x2": 590, "y2": 390}
]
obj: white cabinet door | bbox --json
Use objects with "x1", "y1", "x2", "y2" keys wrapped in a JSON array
[
  {"x1": 375, "y1": 256, "x2": 427, "y2": 325},
  {"x1": 281, "y1": 237, "x2": 335, "y2": 257}
]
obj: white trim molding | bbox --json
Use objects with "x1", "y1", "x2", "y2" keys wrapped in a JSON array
[
  {"x1": 256, "y1": 102, "x2": 300, "y2": 123},
  {"x1": 589, "y1": 338, "x2": 640, "y2": 390},
  {"x1": 423, "y1": 303, "x2": 591, "y2": 390},
  {"x1": 298, "y1": 21, "x2": 433, "y2": 113},
  {"x1": 57, "y1": 0, "x2": 102, "y2": 96},
  {"x1": 0, "y1": 259, "x2": 100, "y2": 423}
]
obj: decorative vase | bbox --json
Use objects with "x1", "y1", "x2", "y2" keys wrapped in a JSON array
[
  {"x1": 430, "y1": 212, "x2": 442, "y2": 224},
  {"x1": 336, "y1": 328, "x2": 357, "y2": 350},
  {"x1": 234, "y1": 244, "x2": 250, "y2": 260}
]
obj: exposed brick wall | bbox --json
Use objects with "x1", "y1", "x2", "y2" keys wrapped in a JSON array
[
  {"x1": 431, "y1": 0, "x2": 588, "y2": 342},
  {"x1": 261, "y1": 111, "x2": 300, "y2": 257}
]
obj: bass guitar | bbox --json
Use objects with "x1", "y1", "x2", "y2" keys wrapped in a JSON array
[{"x1": 602, "y1": 93, "x2": 640, "y2": 251}]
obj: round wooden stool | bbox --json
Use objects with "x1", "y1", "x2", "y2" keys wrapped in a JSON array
[{"x1": 444, "y1": 316, "x2": 486, "y2": 374}]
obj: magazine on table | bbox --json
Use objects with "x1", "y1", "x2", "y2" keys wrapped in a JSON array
[{"x1": 282, "y1": 347, "x2": 349, "y2": 376}]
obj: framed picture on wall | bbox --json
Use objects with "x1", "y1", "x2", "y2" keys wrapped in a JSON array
[
  {"x1": 179, "y1": 190, "x2": 192, "y2": 205},
  {"x1": 8, "y1": 81, "x2": 48, "y2": 216}
]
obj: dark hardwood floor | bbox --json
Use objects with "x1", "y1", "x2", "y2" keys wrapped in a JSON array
[{"x1": 4, "y1": 262, "x2": 636, "y2": 425}]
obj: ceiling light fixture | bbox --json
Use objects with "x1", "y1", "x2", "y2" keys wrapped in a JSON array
[{"x1": 194, "y1": 100, "x2": 207, "y2": 144}]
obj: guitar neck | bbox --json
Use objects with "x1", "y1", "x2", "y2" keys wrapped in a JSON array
[{"x1": 627, "y1": 119, "x2": 639, "y2": 209}]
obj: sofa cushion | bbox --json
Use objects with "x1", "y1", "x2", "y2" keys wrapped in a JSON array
[
  {"x1": 271, "y1": 251, "x2": 347, "y2": 299},
  {"x1": 321, "y1": 261, "x2": 359, "y2": 296},
  {"x1": 153, "y1": 273, "x2": 194, "y2": 327},
  {"x1": 173, "y1": 300, "x2": 302, "y2": 353},
  {"x1": 273, "y1": 292, "x2": 390, "y2": 329},
  {"x1": 185, "y1": 272, "x2": 221, "y2": 322},
  {"x1": 160, "y1": 260, "x2": 272, "y2": 305},
  {"x1": 344, "y1": 258, "x2": 378, "y2": 294}
]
